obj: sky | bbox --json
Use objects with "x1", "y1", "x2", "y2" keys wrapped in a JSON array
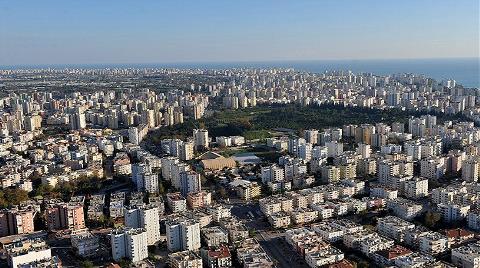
[{"x1": 0, "y1": 0, "x2": 479, "y2": 66}]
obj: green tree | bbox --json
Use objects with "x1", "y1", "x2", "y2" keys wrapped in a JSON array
[
  {"x1": 0, "y1": 188, "x2": 29, "y2": 208},
  {"x1": 218, "y1": 186, "x2": 228, "y2": 199},
  {"x1": 357, "y1": 261, "x2": 369, "y2": 268},
  {"x1": 81, "y1": 261, "x2": 94, "y2": 268},
  {"x1": 425, "y1": 211, "x2": 442, "y2": 229}
]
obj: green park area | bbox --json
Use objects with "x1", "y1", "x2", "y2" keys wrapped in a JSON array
[{"x1": 146, "y1": 103, "x2": 469, "y2": 146}]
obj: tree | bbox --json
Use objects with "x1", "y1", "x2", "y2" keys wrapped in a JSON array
[
  {"x1": 357, "y1": 261, "x2": 369, "y2": 268},
  {"x1": 218, "y1": 186, "x2": 228, "y2": 199},
  {"x1": 0, "y1": 188, "x2": 29, "y2": 208},
  {"x1": 118, "y1": 258, "x2": 132, "y2": 268},
  {"x1": 425, "y1": 211, "x2": 442, "y2": 229},
  {"x1": 81, "y1": 261, "x2": 94, "y2": 268},
  {"x1": 158, "y1": 181, "x2": 165, "y2": 194}
]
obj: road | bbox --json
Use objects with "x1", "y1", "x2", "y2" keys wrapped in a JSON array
[
  {"x1": 228, "y1": 200, "x2": 309, "y2": 268},
  {"x1": 257, "y1": 230, "x2": 309, "y2": 268}
]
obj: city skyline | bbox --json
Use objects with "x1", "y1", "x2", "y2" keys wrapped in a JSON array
[{"x1": 0, "y1": 0, "x2": 479, "y2": 65}]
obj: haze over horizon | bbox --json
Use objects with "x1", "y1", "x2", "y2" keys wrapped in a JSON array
[{"x1": 0, "y1": 0, "x2": 479, "y2": 66}]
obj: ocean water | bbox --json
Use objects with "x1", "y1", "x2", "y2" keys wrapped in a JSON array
[{"x1": 3, "y1": 58, "x2": 479, "y2": 88}]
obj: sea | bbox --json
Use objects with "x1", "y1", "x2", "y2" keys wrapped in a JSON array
[{"x1": 2, "y1": 58, "x2": 479, "y2": 88}]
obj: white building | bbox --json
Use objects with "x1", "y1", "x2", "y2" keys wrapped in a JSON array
[
  {"x1": 166, "y1": 218, "x2": 201, "y2": 252},
  {"x1": 305, "y1": 247, "x2": 344, "y2": 267},
  {"x1": 462, "y1": 158, "x2": 479, "y2": 182},
  {"x1": 124, "y1": 205, "x2": 161, "y2": 246},
  {"x1": 438, "y1": 203, "x2": 470, "y2": 223},
  {"x1": 110, "y1": 228, "x2": 148, "y2": 263},
  {"x1": 193, "y1": 129, "x2": 209, "y2": 151},
  {"x1": 261, "y1": 165, "x2": 285, "y2": 184},
  {"x1": 179, "y1": 171, "x2": 202, "y2": 196},
  {"x1": 377, "y1": 216, "x2": 415, "y2": 242},
  {"x1": 451, "y1": 242, "x2": 480, "y2": 268},
  {"x1": 71, "y1": 231, "x2": 100, "y2": 257},
  {"x1": 468, "y1": 210, "x2": 480, "y2": 231},
  {"x1": 304, "y1": 129, "x2": 319, "y2": 145},
  {"x1": 356, "y1": 143, "x2": 371, "y2": 159},
  {"x1": 326, "y1": 141, "x2": 343, "y2": 157},
  {"x1": 420, "y1": 157, "x2": 446, "y2": 180},
  {"x1": 403, "y1": 177, "x2": 429, "y2": 199},
  {"x1": 167, "y1": 193, "x2": 187, "y2": 213},
  {"x1": 418, "y1": 232, "x2": 449, "y2": 255},
  {"x1": 169, "y1": 250, "x2": 203, "y2": 268},
  {"x1": 7, "y1": 239, "x2": 52, "y2": 268}
]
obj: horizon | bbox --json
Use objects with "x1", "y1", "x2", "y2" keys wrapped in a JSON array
[
  {"x1": 2, "y1": 57, "x2": 478, "y2": 87},
  {"x1": 1, "y1": 56, "x2": 479, "y2": 69}
]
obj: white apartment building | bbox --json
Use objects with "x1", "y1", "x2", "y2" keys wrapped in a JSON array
[
  {"x1": 193, "y1": 129, "x2": 209, "y2": 151},
  {"x1": 360, "y1": 235, "x2": 395, "y2": 256},
  {"x1": 438, "y1": 203, "x2": 470, "y2": 223},
  {"x1": 166, "y1": 218, "x2": 201, "y2": 252},
  {"x1": 321, "y1": 165, "x2": 341, "y2": 183},
  {"x1": 202, "y1": 226, "x2": 229, "y2": 247},
  {"x1": 403, "y1": 177, "x2": 429, "y2": 199},
  {"x1": 261, "y1": 165, "x2": 285, "y2": 184},
  {"x1": 71, "y1": 232, "x2": 99, "y2": 257},
  {"x1": 418, "y1": 232, "x2": 449, "y2": 255},
  {"x1": 451, "y1": 242, "x2": 480, "y2": 268},
  {"x1": 468, "y1": 210, "x2": 480, "y2": 231},
  {"x1": 110, "y1": 228, "x2": 148, "y2": 263},
  {"x1": 356, "y1": 143, "x2": 371, "y2": 159},
  {"x1": 161, "y1": 156, "x2": 180, "y2": 181},
  {"x1": 179, "y1": 171, "x2": 202, "y2": 196},
  {"x1": 298, "y1": 143, "x2": 313, "y2": 161},
  {"x1": 171, "y1": 162, "x2": 191, "y2": 190},
  {"x1": 462, "y1": 158, "x2": 479, "y2": 182},
  {"x1": 420, "y1": 157, "x2": 446, "y2": 180},
  {"x1": 377, "y1": 216, "x2": 415, "y2": 242},
  {"x1": 169, "y1": 250, "x2": 203, "y2": 268},
  {"x1": 167, "y1": 193, "x2": 187, "y2": 213},
  {"x1": 387, "y1": 198, "x2": 423, "y2": 220},
  {"x1": 377, "y1": 160, "x2": 400, "y2": 184},
  {"x1": 124, "y1": 205, "x2": 161, "y2": 246},
  {"x1": 304, "y1": 129, "x2": 319, "y2": 145},
  {"x1": 305, "y1": 247, "x2": 344, "y2": 267},
  {"x1": 371, "y1": 186, "x2": 398, "y2": 199},
  {"x1": 326, "y1": 141, "x2": 343, "y2": 157},
  {"x1": 7, "y1": 239, "x2": 52, "y2": 268},
  {"x1": 312, "y1": 222, "x2": 344, "y2": 242}
]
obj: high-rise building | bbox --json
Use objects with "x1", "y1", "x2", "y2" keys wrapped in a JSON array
[
  {"x1": 193, "y1": 129, "x2": 209, "y2": 151},
  {"x1": 166, "y1": 218, "x2": 201, "y2": 252},
  {"x1": 45, "y1": 203, "x2": 85, "y2": 231},
  {"x1": 179, "y1": 140, "x2": 194, "y2": 161},
  {"x1": 124, "y1": 205, "x2": 161, "y2": 246},
  {"x1": 132, "y1": 163, "x2": 150, "y2": 188},
  {"x1": 179, "y1": 171, "x2": 202, "y2": 196},
  {"x1": 110, "y1": 227, "x2": 148, "y2": 263},
  {"x1": 0, "y1": 207, "x2": 35, "y2": 237},
  {"x1": 356, "y1": 143, "x2": 371, "y2": 159},
  {"x1": 69, "y1": 108, "x2": 86, "y2": 130},
  {"x1": 304, "y1": 129, "x2": 319, "y2": 145},
  {"x1": 462, "y1": 158, "x2": 479, "y2": 182},
  {"x1": 143, "y1": 173, "x2": 159, "y2": 194}
]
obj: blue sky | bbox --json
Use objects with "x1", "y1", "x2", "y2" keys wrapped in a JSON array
[{"x1": 0, "y1": 0, "x2": 478, "y2": 65}]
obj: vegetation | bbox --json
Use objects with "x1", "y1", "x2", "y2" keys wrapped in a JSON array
[
  {"x1": 424, "y1": 211, "x2": 442, "y2": 229},
  {"x1": 0, "y1": 188, "x2": 29, "y2": 208},
  {"x1": 146, "y1": 103, "x2": 470, "y2": 147},
  {"x1": 80, "y1": 261, "x2": 94, "y2": 268},
  {"x1": 31, "y1": 176, "x2": 106, "y2": 201}
]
